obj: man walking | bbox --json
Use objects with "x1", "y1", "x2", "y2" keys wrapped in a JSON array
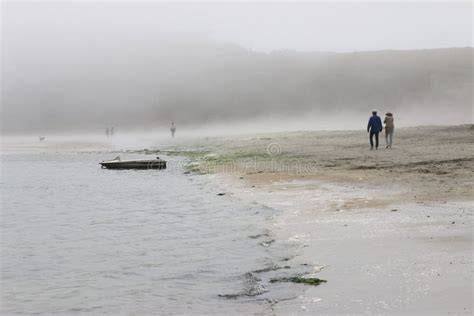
[
  {"x1": 170, "y1": 122, "x2": 176, "y2": 138},
  {"x1": 367, "y1": 110, "x2": 383, "y2": 150}
]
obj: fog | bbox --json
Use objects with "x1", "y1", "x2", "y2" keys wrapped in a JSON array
[{"x1": 1, "y1": 1, "x2": 473, "y2": 135}]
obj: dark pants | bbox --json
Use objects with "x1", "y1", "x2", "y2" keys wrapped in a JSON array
[{"x1": 370, "y1": 132, "x2": 379, "y2": 148}]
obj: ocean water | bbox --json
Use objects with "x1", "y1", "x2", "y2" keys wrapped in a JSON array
[{"x1": 1, "y1": 152, "x2": 304, "y2": 314}]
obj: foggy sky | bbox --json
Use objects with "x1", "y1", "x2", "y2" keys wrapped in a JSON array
[
  {"x1": 3, "y1": 1, "x2": 472, "y2": 53},
  {"x1": 1, "y1": 1, "x2": 473, "y2": 133}
]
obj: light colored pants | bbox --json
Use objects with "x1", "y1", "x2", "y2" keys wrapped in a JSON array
[{"x1": 385, "y1": 128, "x2": 394, "y2": 147}]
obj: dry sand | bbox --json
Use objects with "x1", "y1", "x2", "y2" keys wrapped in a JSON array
[{"x1": 169, "y1": 125, "x2": 473, "y2": 314}]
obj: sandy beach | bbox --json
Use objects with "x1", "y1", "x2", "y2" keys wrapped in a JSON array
[
  {"x1": 161, "y1": 124, "x2": 473, "y2": 314},
  {"x1": 2, "y1": 125, "x2": 472, "y2": 314},
  {"x1": 3, "y1": 2, "x2": 472, "y2": 314}
]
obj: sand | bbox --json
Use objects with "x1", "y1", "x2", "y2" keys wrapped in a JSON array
[{"x1": 165, "y1": 125, "x2": 473, "y2": 314}]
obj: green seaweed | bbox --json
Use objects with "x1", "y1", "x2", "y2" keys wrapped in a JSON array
[
  {"x1": 269, "y1": 277, "x2": 327, "y2": 286},
  {"x1": 162, "y1": 147, "x2": 299, "y2": 175},
  {"x1": 162, "y1": 150, "x2": 211, "y2": 159},
  {"x1": 184, "y1": 162, "x2": 206, "y2": 174}
]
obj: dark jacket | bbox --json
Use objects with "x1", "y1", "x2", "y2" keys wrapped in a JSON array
[{"x1": 367, "y1": 115, "x2": 383, "y2": 133}]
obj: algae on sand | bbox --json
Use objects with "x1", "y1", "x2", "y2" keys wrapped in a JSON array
[{"x1": 269, "y1": 277, "x2": 327, "y2": 286}]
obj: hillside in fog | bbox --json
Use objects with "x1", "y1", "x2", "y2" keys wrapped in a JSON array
[
  {"x1": 3, "y1": 43, "x2": 472, "y2": 133},
  {"x1": 2, "y1": 41, "x2": 472, "y2": 133}
]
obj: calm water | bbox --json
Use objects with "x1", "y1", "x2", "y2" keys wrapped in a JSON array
[{"x1": 1, "y1": 152, "x2": 300, "y2": 314}]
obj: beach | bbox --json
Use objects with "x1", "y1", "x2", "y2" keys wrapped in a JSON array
[
  {"x1": 161, "y1": 124, "x2": 473, "y2": 314},
  {"x1": 1, "y1": 125, "x2": 472, "y2": 314},
  {"x1": 3, "y1": 2, "x2": 472, "y2": 314}
]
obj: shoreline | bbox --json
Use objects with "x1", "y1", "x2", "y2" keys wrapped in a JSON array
[
  {"x1": 214, "y1": 173, "x2": 472, "y2": 314},
  {"x1": 2, "y1": 125, "x2": 473, "y2": 314},
  {"x1": 173, "y1": 125, "x2": 473, "y2": 314}
]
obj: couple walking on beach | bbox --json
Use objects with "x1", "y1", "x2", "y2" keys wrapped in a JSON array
[
  {"x1": 367, "y1": 110, "x2": 394, "y2": 150},
  {"x1": 105, "y1": 127, "x2": 115, "y2": 138}
]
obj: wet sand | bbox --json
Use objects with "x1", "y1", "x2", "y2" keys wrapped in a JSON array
[{"x1": 165, "y1": 125, "x2": 473, "y2": 314}]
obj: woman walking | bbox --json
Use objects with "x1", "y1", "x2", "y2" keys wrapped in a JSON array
[{"x1": 384, "y1": 112, "x2": 394, "y2": 148}]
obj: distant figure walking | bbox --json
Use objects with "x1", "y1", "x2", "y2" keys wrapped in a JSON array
[
  {"x1": 105, "y1": 127, "x2": 110, "y2": 138},
  {"x1": 170, "y1": 122, "x2": 176, "y2": 138},
  {"x1": 384, "y1": 112, "x2": 394, "y2": 148},
  {"x1": 110, "y1": 127, "x2": 114, "y2": 137},
  {"x1": 367, "y1": 110, "x2": 383, "y2": 150}
]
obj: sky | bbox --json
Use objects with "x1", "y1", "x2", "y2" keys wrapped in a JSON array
[
  {"x1": 2, "y1": 1, "x2": 472, "y2": 53},
  {"x1": 197, "y1": 1, "x2": 473, "y2": 52}
]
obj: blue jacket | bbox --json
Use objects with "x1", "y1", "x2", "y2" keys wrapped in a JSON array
[{"x1": 367, "y1": 115, "x2": 383, "y2": 133}]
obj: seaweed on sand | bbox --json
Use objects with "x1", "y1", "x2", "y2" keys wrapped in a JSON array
[{"x1": 269, "y1": 277, "x2": 327, "y2": 286}]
